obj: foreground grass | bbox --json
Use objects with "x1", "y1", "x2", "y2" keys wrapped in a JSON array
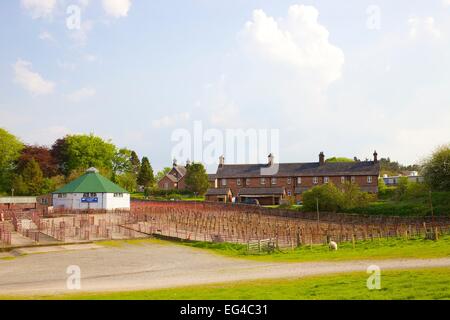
[
  {"x1": 179, "y1": 235, "x2": 450, "y2": 262},
  {"x1": 4, "y1": 268, "x2": 450, "y2": 300}
]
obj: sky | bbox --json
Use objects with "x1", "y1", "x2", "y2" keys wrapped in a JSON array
[{"x1": 1, "y1": 0, "x2": 449, "y2": 173}]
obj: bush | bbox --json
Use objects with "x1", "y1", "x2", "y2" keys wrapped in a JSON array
[
  {"x1": 302, "y1": 182, "x2": 374, "y2": 212},
  {"x1": 302, "y1": 183, "x2": 343, "y2": 212}
]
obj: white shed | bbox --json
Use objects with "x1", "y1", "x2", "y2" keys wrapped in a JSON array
[{"x1": 52, "y1": 168, "x2": 130, "y2": 211}]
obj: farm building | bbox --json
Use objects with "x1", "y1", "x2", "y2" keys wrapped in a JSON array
[{"x1": 52, "y1": 168, "x2": 130, "y2": 211}]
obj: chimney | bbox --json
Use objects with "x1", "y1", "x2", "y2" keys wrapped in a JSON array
[
  {"x1": 373, "y1": 150, "x2": 378, "y2": 163},
  {"x1": 319, "y1": 152, "x2": 325, "y2": 166},
  {"x1": 172, "y1": 158, "x2": 177, "y2": 167},
  {"x1": 268, "y1": 153, "x2": 274, "y2": 166},
  {"x1": 185, "y1": 159, "x2": 191, "y2": 167},
  {"x1": 219, "y1": 155, "x2": 225, "y2": 168}
]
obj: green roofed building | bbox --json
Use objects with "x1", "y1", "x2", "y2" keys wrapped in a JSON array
[{"x1": 52, "y1": 168, "x2": 130, "y2": 210}]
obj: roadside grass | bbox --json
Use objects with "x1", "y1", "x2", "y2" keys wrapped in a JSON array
[
  {"x1": 5, "y1": 267, "x2": 450, "y2": 300},
  {"x1": 131, "y1": 192, "x2": 205, "y2": 202},
  {"x1": 96, "y1": 238, "x2": 169, "y2": 247},
  {"x1": 177, "y1": 234, "x2": 450, "y2": 262}
]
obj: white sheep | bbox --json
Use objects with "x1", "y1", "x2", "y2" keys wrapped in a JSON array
[{"x1": 329, "y1": 240, "x2": 338, "y2": 251}]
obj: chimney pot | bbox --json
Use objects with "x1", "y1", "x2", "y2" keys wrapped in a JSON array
[
  {"x1": 373, "y1": 150, "x2": 378, "y2": 163},
  {"x1": 319, "y1": 152, "x2": 325, "y2": 165}
]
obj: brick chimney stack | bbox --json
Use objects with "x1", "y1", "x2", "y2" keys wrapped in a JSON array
[
  {"x1": 373, "y1": 150, "x2": 378, "y2": 163},
  {"x1": 319, "y1": 152, "x2": 325, "y2": 166},
  {"x1": 219, "y1": 155, "x2": 225, "y2": 168},
  {"x1": 173, "y1": 158, "x2": 177, "y2": 167},
  {"x1": 268, "y1": 153, "x2": 274, "y2": 166}
]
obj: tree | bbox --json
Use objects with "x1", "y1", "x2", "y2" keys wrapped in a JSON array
[
  {"x1": 130, "y1": 151, "x2": 141, "y2": 175},
  {"x1": 302, "y1": 183, "x2": 343, "y2": 212},
  {"x1": 116, "y1": 172, "x2": 138, "y2": 193},
  {"x1": 156, "y1": 167, "x2": 171, "y2": 182},
  {"x1": 422, "y1": 144, "x2": 450, "y2": 191},
  {"x1": 184, "y1": 162, "x2": 209, "y2": 195},
  {"x1": 0, "y1": 128, "x2": 23, "y2": 191},
  {"x1": 55, "y1": 134, "x2": 116, "y2": 176},
  {"x1": 21, "y1": 158, "x2": 44, "y2": 195},
  {"x1": 137, "y1": 157, "x2": 154, "y2": 187},
  {"x1": 11, "y1": 174, "x2": 28, "y2": 196},
  {"x1": 17, "y1": 145, "x2": 58, "y2": 177},
  {"x1": 326, "y1": 157, "x2": 355, "y2": 163}
]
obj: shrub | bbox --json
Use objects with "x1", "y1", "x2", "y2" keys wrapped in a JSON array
[{"x1": 302, "y1": 183, "x2": 343, "y2": 212}]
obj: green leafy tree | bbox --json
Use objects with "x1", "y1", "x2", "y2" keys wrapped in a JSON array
[
  {"x1": 184, "y1": 162, "x2": 209, "y2": 195},
  {"x1": 422, "y1": 144, "x2": 450, "y2": 191},
  {"x1": 61, "y1": 134, "x2": 116, "y2": 175},
  {"x1": 395, "y1": 176, "x2": 409, "y2": 200},
  {"x1": 0, "y1": 128, "x2": 23, "y2": 191},
  {"x1": 21, "y1": 158, "x2": 44, "y2": 195},
  {"x1": 302, "y1": 183, "x2": 343, "y2": 212},
  {"x1": 11, "y1": 174, "x2": 28, "y2": 196},
  {"x1": 137, "y1": 157, "x2": 155, "y2": 187},
  {"x1": 326, "y1": 157, "x2": 355, "y2": 163},
  {"x1": 116, "y1": 172, "x2": 138, "y2": 192}
]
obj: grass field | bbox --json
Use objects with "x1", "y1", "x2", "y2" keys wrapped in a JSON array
[
  {"x1": 178, "y1": 235, "x2": 450, "y2": 262},
  {"x1": 5, "y1": 268, "x2": 450, "y2": 300}
]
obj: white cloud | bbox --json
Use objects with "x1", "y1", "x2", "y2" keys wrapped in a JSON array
[
  {"x1": 152, "y1": 112, "x2": 190, "y2": 128},
  {"x1": 38, "y1": 31, "x2": 55, "y2": 42},
  {"x1": 408, "y1": 16, "x2": 441, "y2": 39},
  {"x1": 442, "y1": 0, "x2": 450, "y2": 8},
  {"x1": 13, "y1": 59, "x2": 55, "y2": 95},
  {"x1": 21, "y1": 0, "x2": 56, "y2": 19},
  {"x1": 102, "y1": 0, "x2": 132, "y2": 18},
  {"x1": 69, "y1": 19, "x2": 94, "y2": 46},
  {"x1": 240, "y1": 5, "x2": 344, "y2": 85},
  {"x1": 66, "y1": 87, "x2": 96, "y2": 102}
]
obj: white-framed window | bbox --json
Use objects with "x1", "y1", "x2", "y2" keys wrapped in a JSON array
[
  {"x1": 367, "y1": 176, "x2": 373, "y2": 184},
  {"x1": 324, "y1": 177, "x2": 329, "y2": 184},
  {"x1": 221, "y1": 179, "x2": 227, "y2": 186},
  {"x1": 351, "y1": 176, "x2": 355, "y2": 183},
  {"x1": 287, "y1": 177, "x2": 291, "y2": 185},
  {"x1": 271, "y1": 177, "x2": 277, "y2": 185},
  {"x1": 237, "y1": 178, "x2": 241, "y2": 186},
  {"x1": 246, "y1": 178, "x2": 250, "y2": 186},
  {"x1": 57, "y1": 194, "x2": 67, "y2": 198},
  {"x1": 313, "y1": 177, "x2": 319, "y2": 184},
  {"x1": 114, "y1": 193, "x2": 123, "y2": 198},
  {"x1": 260, "y1": 177, "x2": 266, "y2": 185},
  {"x1": 297, "y1": 177, "x2": 302, "y2": 185},
  {"x1": 341, "y1": 176, "x2": 345, "y2": 184}
]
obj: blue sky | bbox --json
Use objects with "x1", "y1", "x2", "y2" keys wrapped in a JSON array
[{"x1": 1, "y1": 0, "x2": 449, "y2": 172}]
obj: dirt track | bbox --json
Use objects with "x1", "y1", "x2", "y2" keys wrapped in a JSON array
[{"x1": 1, "y1": 242, "x2": 449, "y2": 296}]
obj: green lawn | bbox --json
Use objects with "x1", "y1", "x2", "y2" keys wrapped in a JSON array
[
  {"x1": 6, "y1": 268, "x2": 450, "y2": 300},
  {"x1": 131, "y1": 192, "x2": 205, "y2": 201},
  {"x1": 178, "y1": 235, "x2": 450, "y2": 262}
]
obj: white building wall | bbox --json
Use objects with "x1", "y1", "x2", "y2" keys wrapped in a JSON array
[{"x1": 52, "y1": 193, "x2": 130, "y2": 210}]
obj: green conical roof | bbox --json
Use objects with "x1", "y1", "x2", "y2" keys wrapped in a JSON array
[{"x1": 53, "y1": 169, "x2": 128, "y2": 194}]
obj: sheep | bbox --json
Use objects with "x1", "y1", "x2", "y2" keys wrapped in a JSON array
[{"x1": 329, "y1": 240, "x2": 338, "y2": 251}]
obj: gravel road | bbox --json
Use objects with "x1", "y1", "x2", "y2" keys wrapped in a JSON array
[{"x1": 1, "y1": 242, "x2": 449, "y2": 296}]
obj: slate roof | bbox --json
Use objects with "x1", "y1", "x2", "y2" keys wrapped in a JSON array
[
  {"x1": 207, "y1": 174, "x2": 217, "y2": 181},
  {"x1": 53, "y1": 170, "x2": 128, "y2": 194},
  {"x1": 205, "y1": 188, "x2": 231, "y2": 196},
  {"x1": 215, "y1": 161, "x2": 380, "y2": 178},
  {"x1": 173, "y1": 165, "x2": 187, "y2": 177},
  {"x1": 238, "y1": 187, "x2": 285, "y2": 196}
]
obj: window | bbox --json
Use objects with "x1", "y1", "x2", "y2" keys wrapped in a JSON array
[
  {"x1": 57, "y1": 194, "x2": 66, "y2": 198},
  {"x1": 288, "y1": 190, "x2": 292, "y2": 196},
  {"x1": 164, "y1": 182, "x2": 169, "y2": 190},
  {"x1": 324, "y1": 177, "x2": 329, "y2": 184},
  {"x1": 83, "y1": 193, "x2": 89, "y2": 198},
  {"x1": 297, "y1": 177, "x2": 302, "y2": 184},
  {"x1": 221, "y1": 179, "x2": 227, "y2": 186},
  {"x1": 260, "y1": 178, "x2": 266, "y2": 185},
  {"x1": 341, "y1": 176, "x2": 345, "y2": 184},
  {"x1": 237, "y1": 178, "x2": 241, "y2": 186},
  {"x1": 313, "y1": 177, "x2": 319, "y2": 184},
  {"x1": 271, "y1": 177, "x2": 277, "y2": 185},
  {"x1": 287, "y1": 177, "x2": 291, "y2": 185},
  {"x1": 246, "y1": 178, "x2": 250, "y2": 186},
  {"x1": 367, "y1": 176, "x2": 373, "y2": 184},
  {"x1": 351, "y1": 176, "x2": 355, "y2": 183},
  {"x1": 114, "y1": 193, "x2": 123, "y2": 198}
]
